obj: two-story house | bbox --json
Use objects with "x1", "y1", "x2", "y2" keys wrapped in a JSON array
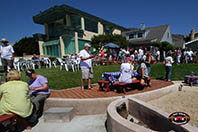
[
  {"x1": 122, "y1": 24, "x2": 173, "y2": 48},
  {"x1": 33, "y1": 5, "x2": 126, "y2": 57}
]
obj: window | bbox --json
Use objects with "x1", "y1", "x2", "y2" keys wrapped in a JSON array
[
  {"x1": 104, "y1": 25, "x2": 113, "y2": 35},
  {"x1": 48, "y1": 19, "x2": 65, "y2": 38},
  {"x1": 138, "y1": 33, "x2": 143, "y2": 38},
  {"x1": 129, "y1": 34, "x2": 135, "y2": 39},
  {"x1": 84, "y1": 18, "x2": 98, "y2": 33},
  {"x1": 70, "y1": 15, "x2": 82, "y2": 29}
]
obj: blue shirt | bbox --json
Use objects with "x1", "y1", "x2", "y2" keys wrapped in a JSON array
[{"x1": 29, "y1": 75, "x2": 50, "y2": 95}]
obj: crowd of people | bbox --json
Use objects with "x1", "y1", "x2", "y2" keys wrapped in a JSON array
[
  {"x1": 0, "y1": 37, "x2": 196, "y2": 131},
  {"x1": 97, "y1": 47, "x2": 195, "y2": 65}
]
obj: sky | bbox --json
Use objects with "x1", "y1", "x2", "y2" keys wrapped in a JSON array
[{"x1": 0, "y1": 0, "x2": 197, "y2": 43}]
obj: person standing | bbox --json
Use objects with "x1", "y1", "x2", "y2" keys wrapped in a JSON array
[
  {"x1": 177, "y1": 48, "x2": 182, "y2": 63},
  {"x1": 121, "y1": 48, "x2": 127, "y2": 63},
  {"x1": 79, "y1": 43, "x2": 94, "y2": 90},
  {"x1": 188, "y1": 48, "x2": 194, "y2": 63},
  {"x1": 100, "y1": 49, "x2": 105, "y2": 59},
  {"x1": 0, "y1": 38, "x2": 15, "y2": 76},
  {"x1": 138, "y1": 47, "x2": 144, "y2": 61},
  {"x1": 156, "y1": 50, "x2": 160, "y2": 62},
  {"x1": 164, "y1": 52, "x2": 174, "y2": 81}
]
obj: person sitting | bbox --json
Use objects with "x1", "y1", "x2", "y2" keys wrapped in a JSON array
[
  {"x1": 119, "y1": 58, "x2": 137, "y2": 83},
  {"x1": 145, "y1": 51, "x2": 152, "y2": 75},
  {"x1": 0, "y1": 70, "x2": 38, "y2": 130},
  {"x1": 26, "y1": 69, "x2": 50, "y2": 118},
  {"x1": 32, "y1": 54, "x2": 39, "y2": 60},
  {"x1": 137, "y1": 58, "x2": 151, "y2": 87}
]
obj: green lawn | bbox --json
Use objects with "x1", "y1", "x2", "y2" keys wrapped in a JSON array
[
  {"x1": 21, "y1": 65, "x2": 120, "y2": 90},
  {"x1": 20, "y1": 63, "x2": 198, "y2": 90},
  {"x1": 150, "y1": 63, "x2": 198, "y2": 81}
]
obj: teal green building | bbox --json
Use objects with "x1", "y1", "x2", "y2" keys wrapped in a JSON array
[{"x1": 33, "y1": 5, "x2": 126, "y2": 57}]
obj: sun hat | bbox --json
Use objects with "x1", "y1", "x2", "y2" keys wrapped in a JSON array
[
  {"x1": 84, "y1": 43, "x2": 91, "y2": 47},
  {"x1": 1, "y1": 38, "x2": 9, "y2": 43}
]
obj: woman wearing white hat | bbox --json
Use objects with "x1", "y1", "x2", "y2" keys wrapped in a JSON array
[{"x1": 0, "y1": 38, "x2": 15, "y2": 77}]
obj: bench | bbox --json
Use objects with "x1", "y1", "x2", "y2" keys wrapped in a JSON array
[
  {"x1": 188, "y1": 76, "x2": 198, "y2": 86},
  {"x1": 0, "y1": 114, "x2": 17, "y2": 124},
  {"x1": 114, "y1": 80, "x2": 140, "y2": 94},
  {"x1": 0, "y1": 114, "x2": 32, "y2": 130},
  {"x1": 114, "y1": 77, "x2": 151, "y2": 94},
  {"x1": 97, "y1": 80, "x2": 111, "y2": 92}
]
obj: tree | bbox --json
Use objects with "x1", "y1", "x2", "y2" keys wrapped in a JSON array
[
  {"x1": 152, "y1": 41, "x2": 175, "y2": 51},
  {"x1": 111, "y1": 34, "x2": 128, "y2": 48},
  {"x1": 91, "y1": 34, "x2": 128, "y2": 49},
  {"x1": 161, "y1": 41, "x2": 175, "y2": 51},
  {"x1": 13, "y1": 37, "x2": 39, "y2": 56},
  {"x1": 91, "y1": 34, "x2": 109, "y2": 49}
]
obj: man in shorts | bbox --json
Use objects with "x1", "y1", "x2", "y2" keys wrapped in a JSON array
[
  {"x1": 0, "y1": 38, "x2": 15, "y2": 76},
  {"x1": 79, "y1": 43, "x2": 94, "y2": 91}
]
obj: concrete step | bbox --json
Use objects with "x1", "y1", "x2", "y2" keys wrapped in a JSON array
[{"x1": 44, "y1": 107, "x2": 74, "y2": 123}]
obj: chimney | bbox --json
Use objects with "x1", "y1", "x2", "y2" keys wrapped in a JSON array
[
  {"x1": 190, "y1": 28, "x2": 195, "y2": 40},
  {"x1": 141, "y1": 24, "x2": 145, "y2": 30}
]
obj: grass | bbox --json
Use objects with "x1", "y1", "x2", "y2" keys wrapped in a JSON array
[
  {"x1": 21, "y1": 65, "x2": 120, "y2": 90},
  {"x1": 150, "y1": 63, "x2": 198, "y2": 81},
  {"x1": 19, "y1": 63, "x2": 198, "y2": 90}
]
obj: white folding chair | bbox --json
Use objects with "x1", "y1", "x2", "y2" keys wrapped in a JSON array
[{"x1": 57, "y1": 58, "x2": 68, "y2": 71}]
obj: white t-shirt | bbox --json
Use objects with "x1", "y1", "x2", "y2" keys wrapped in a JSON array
[
  {"x1": 0, "y1": 45, "x2": 14, "y2": 60},
  {"x1": 130, "y1": 54, "x2": 135, "y2": 61},
  {"x1": 143, "y1": 55, "x2": 147, "y2": 61},
  {"x1": 188, "y1": 51, "x2": 193, "y2": 57},
  {"x1": 121, "y1": 49, "x2": 127, "y2": 55},
  {"x1": 79, "y1": 49, "x2": 92, "y2": 68},
  {"x1": 165, "y1": 56, "x2": 174, "y2": 66},
  {"x1": 138, "y1": 49, "x2": 144, "y2": 56},
  {"x1": 156, "y1": 51, "x2": 160, "y2": 56},
  {"x1": 119, "y1": 63, "x2": 134, "y2": 83}
]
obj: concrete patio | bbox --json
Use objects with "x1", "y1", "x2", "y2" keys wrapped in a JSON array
[{"x1": 24, "y1": 114, "x2": 107, "y2": 132}]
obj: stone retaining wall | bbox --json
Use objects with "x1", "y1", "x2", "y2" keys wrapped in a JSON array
[{"x1": 106, "y1": 83, "x2": 198, "y2": 132}]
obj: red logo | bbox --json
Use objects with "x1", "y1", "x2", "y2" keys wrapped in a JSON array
[{"x1": 168, "y1": 112, "x2": 190, "y2": 125}]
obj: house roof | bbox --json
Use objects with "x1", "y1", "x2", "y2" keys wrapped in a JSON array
[
  {"x1": 123, "y1": 24, "x2": 170, "y2": 44},
  {"x1": 172, "y1": 34, "x2": 185, "y2": 48},
  {"x1": 185, "y1": 38, "x2": 198, "y2": 46},
  {"x1": 128, "y1": 39, "x2": 153, "y2": 45},
  {"x1": 33, "y1": 4, "x2": 127, "y2": 31},
  {"x1": 145, "y1": 24, "x2": 169, "y2": 42}
]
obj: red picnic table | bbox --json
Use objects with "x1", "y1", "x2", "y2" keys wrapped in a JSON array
[{"x1": 184, "y1": 75, "x2": 198, "y2": 86}]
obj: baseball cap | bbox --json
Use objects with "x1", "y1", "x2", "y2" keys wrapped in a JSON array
[
  {"x1": 84, "y1": 43, "x2": 91, "y2": 47},
  {"x1": 26, "y1": 69, "x2": 35, "y2": 76}
]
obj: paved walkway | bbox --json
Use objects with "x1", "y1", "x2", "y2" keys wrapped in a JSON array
[
  {"x1": 25, "y1": 114, "x2": 107, "y2": 132},
  {"x1": 50, "y1": 80, "x2": 173, "y2": 99}
]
